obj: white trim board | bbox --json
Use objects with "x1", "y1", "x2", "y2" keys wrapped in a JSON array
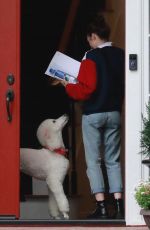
[{"x1": 125, "y1": 0, "x2": 149, "y2": 225}]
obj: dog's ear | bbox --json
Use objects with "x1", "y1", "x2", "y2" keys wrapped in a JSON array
[
  {"x1": 44, "y1": 130, "x2": 50, "y2": 139},
  {"x1": 36, "y1": 121, "x2": 49, "y2": 146}
]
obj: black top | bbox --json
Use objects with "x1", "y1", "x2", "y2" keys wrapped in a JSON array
[{"x1": 82, "y1": 46, "x2": 125, "y2": 115}]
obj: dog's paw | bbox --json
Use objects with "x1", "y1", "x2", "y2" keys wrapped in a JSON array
[
  {"x1": 50, "y1": 215, "x2": 61, "y2": 220},
  {"x1": 63, "y1": 212, "x2": 69, "y2": 219},
  {"x1": 55, "y1": 216, "x2": 61, "y2": 220}
]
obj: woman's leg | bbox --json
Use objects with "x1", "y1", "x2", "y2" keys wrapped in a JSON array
[
  {"x1": 104, "y1": 111, "x2": 124, "y2": 218},
  {"x1": 82, "y1": 114, "x2": 105, "y2": 194},
  {"x1": 104, "y1": 111, "x2": 123, "y2": 194},
  {"x1": 82, "y1": 114, "x2": 108, "y2": 219}
]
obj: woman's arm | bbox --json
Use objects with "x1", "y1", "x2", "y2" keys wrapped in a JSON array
[{"x1": 62, "y1": 59, "x2": 97, "y2": 100}]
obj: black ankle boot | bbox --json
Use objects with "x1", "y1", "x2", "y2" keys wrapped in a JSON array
[
  {"x1": 87, "y1": 200, "x2": 108, "y2": 219},
  {"x1": 113, "y1": 199, "x2": 124, "y2": 219}
]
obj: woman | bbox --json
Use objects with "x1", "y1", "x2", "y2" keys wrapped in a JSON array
[{"x1": 61, "y1": 14, "x2": 125, "y2": 219}]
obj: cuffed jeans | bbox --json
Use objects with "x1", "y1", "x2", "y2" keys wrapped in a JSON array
[{"x1": 82, "y1": 111, "x2": 123, "y2": 194}]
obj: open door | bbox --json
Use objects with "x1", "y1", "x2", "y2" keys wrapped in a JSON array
[{"x1": 0, "y1": 0, "x2": 20, "y2": 218}]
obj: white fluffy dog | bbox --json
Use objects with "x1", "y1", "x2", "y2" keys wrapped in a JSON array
[{"x1": 20, "y1": 114, "x2": 69, "y2": 219}]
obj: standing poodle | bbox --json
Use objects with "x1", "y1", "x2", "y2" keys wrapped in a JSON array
[{"x1": 20, "y1": 114, "x2": 69, "y2": 219}]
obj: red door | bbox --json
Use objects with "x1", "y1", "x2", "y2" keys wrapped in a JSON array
[{"x1": 0, "y1": 0, "x2": 20, "y2": 218}]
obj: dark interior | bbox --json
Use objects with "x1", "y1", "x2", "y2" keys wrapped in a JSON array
[{"x1": 20, "y1": 0, "x2": 106, "y2": 199}]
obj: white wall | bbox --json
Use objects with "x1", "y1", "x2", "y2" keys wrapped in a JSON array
[{"x1": 125, "y1": 0, "x2": 149, "y2": 225}]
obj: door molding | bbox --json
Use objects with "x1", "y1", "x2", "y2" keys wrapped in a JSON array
[{"x1": 125, "y1": 0, "x2": 149, "y2": 225}]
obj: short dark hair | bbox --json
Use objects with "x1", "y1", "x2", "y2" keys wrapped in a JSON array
[{"x1": 86, "y1": 14, "x2": 110, "y2": 41}]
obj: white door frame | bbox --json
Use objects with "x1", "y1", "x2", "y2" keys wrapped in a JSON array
[{"x1": 125, "y1": 0, "x2": 149, "y2": 225}]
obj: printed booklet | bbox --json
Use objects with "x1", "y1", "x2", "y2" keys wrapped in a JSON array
[{"x1": 45, "y1": 51, "x2": 81, "y2": 84}]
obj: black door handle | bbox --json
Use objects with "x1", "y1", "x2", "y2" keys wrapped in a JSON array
[{"x1": 6, "y1": 89, "x2": 14, "y2": 122}]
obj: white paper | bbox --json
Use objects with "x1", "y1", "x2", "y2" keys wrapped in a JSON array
[{"x1": 45, "y1": 51, "x2": 81, "y2": 84}]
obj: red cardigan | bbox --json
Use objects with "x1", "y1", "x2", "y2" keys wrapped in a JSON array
[{"x1": 65, "y1": 59, "x2": 97, "y2": 100}]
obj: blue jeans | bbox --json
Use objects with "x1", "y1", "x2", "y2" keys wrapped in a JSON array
[{"x1": 82, "y1": 112, "x2": 123, "y2": 194}]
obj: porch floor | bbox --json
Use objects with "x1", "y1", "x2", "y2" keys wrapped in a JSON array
[{"x1": 0, "y1": 227, "x2": 148, "y2": 230}]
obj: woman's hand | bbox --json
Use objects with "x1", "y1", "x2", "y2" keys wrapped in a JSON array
[{"x1": 60, "y1": 80, "x2": 69, "y2": 87}]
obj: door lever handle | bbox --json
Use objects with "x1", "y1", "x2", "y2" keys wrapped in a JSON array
[{"x1": 6, "y1": 89, "x2": 14, "y2": 122}]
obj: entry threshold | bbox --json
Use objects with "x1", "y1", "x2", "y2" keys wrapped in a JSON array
[{"x1": 0, "y1": 218, "x2": 125, "y2": 225}]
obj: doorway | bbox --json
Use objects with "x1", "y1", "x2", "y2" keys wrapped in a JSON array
[
  {"x1": 20, "y1": 0, "x2": 125, "y2": 220},
  {"x1": 20, "y1": 0, "x2": 71, "y2": 219}
]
